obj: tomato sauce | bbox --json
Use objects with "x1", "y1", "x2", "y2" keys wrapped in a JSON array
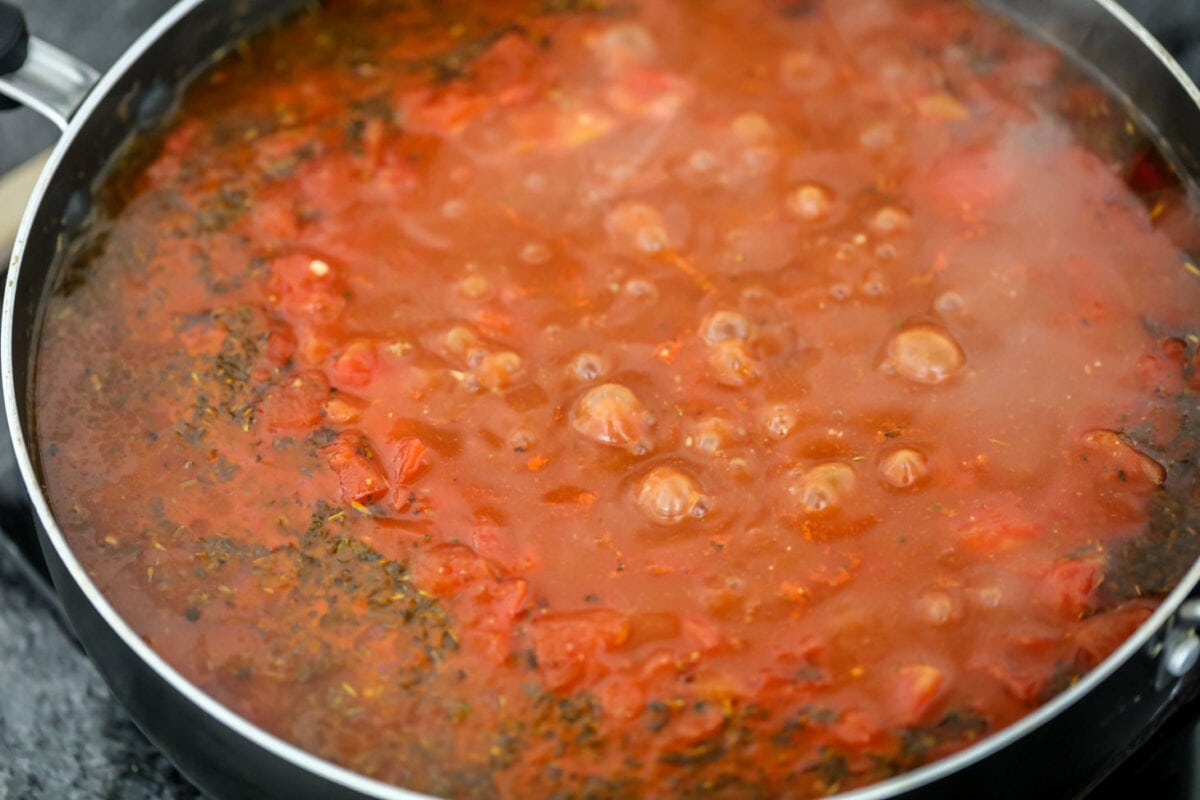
[{"x1": 33, "y1": 0, "x2": 1200, "y2": 796}]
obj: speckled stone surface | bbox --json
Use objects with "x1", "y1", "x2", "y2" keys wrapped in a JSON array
[
  {"x1": 1, "y1": 2, "x2": 1200, "y2": 800},
  {"x1": 0, "y1": 535, "x2": 201, "y2": 800}
]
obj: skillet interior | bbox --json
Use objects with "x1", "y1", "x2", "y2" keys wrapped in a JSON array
[{"x1": 7, "y1": 1, "x2": 1200, "y2": 799}]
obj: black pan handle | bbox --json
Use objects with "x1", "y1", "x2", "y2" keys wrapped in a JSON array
[
  {"x1": 0, "y1": 1, "x2": 98, "y2": 129},
  {"x1": 0, "y1": 2, "x2": 28, "y2": 74},
  {"x1": 0, "y1": 1, "x2": 28, "y2": 109}
]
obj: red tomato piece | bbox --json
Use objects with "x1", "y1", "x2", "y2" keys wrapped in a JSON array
[
  {"x1": 887, "y1": 664, "x2": 946, "y2": 727},
  {"x1": 663, "y1": 701, "x2": 726, "y2": 747},
  {"x1": 397, "y1": 85, "x2": 490, "y2": 135},
  {"x1": 1039, "y1": 559, "x2": 1099, "y2": 619},
  {"x1": 332, "y1": 340, "x2": 377, "y2": 388},
  {"x1": 258, "y1": 370, "x2": 330, "y2": 432},
  {"x1": 975, "y1": 633, "x2": 1057, "y2": 705},
  {"x1": 1081, "y1": 430, "x2": 1166, "y2": 490},
  {"x1": 243, "y1": 199, "x2": 298, "y2": 246},
  {"x1": 470, "y1": 521, "x2": 531, "y2": 573},
  {"x1": 360, "y1": 117, "x2": 387, "y2": 166},
  {"x1": 956, "y1": 506, "x2": 1041, "y2": 554},
  {"x1": 456, "y1": 575, "x2": 530, "y2": 665},
  {"x1": 830, "y1": 708, "x2": 885, "y2": 747},
  {"x1": 1073, "y1": 603, "x2": 1154, "y2": 665},
  {"x1": 471, "y1": 591, "x2": 529, "y2": 664},
  {"x1": 482, "y1": 576, "x2": 528, "y2": 622},
  {"x1": 530, "y1": 609, "x2": 629, "y2": 691},
  {"x1": 606, "y1": 66, "x2": 690, "y2": 120},
  {"x1": 471, "y1": 32, "x2": 544, "y2": 107},
  {"x1": 177, "y1": 324, "x2": 227, "y2": 359},
  {"x1": 681, "y1": 616, "x2": 722, "y2": 652},
  {"x1": 1136, "y1": 337, "x2": 1188, "y2": 394},
  {"x1": 321, "y1": 430, "x2": 390, "y2": 505},
  {"x1": 264, "y1": 324, "x2": 297, "y2": 366},
  {"x1": 269, "y1": 253, "x2": 345, "y2": 323},
  {"x1": 140, "y1": 119, "x2": 201, "y2": 185},
  {"x1": 980, "y1": 661, "x2": 1045, "y2": 706},
  {"x1": 923, "y1": 148, "x2": 1016, "y2": 217},
  {"x1": 594, "y1": 676, "x2": 646, "y2": 721},
  {"x1": 410, "y1": 543, "x2": 497, "y2": 597},
  {"x1": 393, "y1": 437, "x2": 428, "y2": 485}
]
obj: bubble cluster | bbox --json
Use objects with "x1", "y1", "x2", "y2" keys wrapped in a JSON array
[
  {"x1": 635, "y1": 466, "x2": 710, "y2": 524},
  {"x1": 701, "y1": 310, "x2": 751, "y2": 344},
  {"x1": 570, "y1": 351, "x2": 607, "y2": 382},
  {"x1": 571, "y1": 383, "x2": 654, "y2": 451},
  {"x1": 606, "y1": 201, "x2": 673, "y2": 254},
  {"x1": 884, "y1": 323, "x2": 965, "y2": 385},
  {"x1": 786, "y1": 183, "x2": 835, "y2": 222},
  {"x1": 786, "y1": 462, "x2": 856, "y2": 514},
  {"x1": 879, "y1": 447, "x2": 930, "y2": 488}
]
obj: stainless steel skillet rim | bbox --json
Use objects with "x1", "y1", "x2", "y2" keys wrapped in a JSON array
[{"x1": 2, "y1": 1, "x2": 1200, "y2": 798}]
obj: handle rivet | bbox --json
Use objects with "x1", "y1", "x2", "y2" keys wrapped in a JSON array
[{"x1": 1165, "y1": 636, "x2": 1200, "y2": 678}]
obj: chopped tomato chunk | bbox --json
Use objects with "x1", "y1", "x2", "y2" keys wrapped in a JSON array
[
  {"x1": 259, "y1": 370, "x2": 330, "y2": 432},
  {"x1": 956, "y1": 505, "x2": 1041, "y2": 554},
  {"x1": 409, "y1": 543, "x2": 497, "y2": 597},
  {"x1": 398, "y1": 85, "x2": 491, "y2": 135},
  {"x1": 924, "y1": 148, "x2": 1016, "y2": 217},
  {"x1": 321, "y1": 430, "x2": 390, "y2": 504},
  {"x1": 1136, "y1": 337, "x2": 1189, "y2": 394},
  {"x1": 1073, "y1": 603, "x2": 1155, "y2": 664},
  {"x1": 888, "y1": 664, "x2": 946, "y2": 726},
  {"x1": 530, "y1": 609, "x2": 629, "y2": 691},
  {"x1": 332, "y1": 340, "x2": 377, "y2": 388},
  {"x1": 264, "y1": 325, "x2": 297, "y2": 366},
  {"x1": 1039, "y1": 559, "x2": 1100, "y2": 619},
  {"x1": 392, "y1": 436, "x2": 428, "y2": 485},
  {"x1": 830, "y1": 708, "x2": 885, "y2": 748},
  {"x1": 269, "y1": 253, "x2": 345, "y2": 323}
]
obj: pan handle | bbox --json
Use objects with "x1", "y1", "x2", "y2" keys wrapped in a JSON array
[{"x1": 0, "y1": 1, "x2": 99, "y2": 131}]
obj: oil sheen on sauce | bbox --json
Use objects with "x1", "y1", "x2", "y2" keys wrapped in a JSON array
[{"x1": 33, "y1": 0, "x2": 1200, "y2": 797}]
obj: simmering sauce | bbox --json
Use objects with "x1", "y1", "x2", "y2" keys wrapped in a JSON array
[{"x1": 34, "y1": 0, "x2": 1200, "y2": 796}]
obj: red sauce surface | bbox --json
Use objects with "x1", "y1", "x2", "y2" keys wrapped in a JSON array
[{"x1": 34, "y1": 0, "x2": 1200, "y2": 796}]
